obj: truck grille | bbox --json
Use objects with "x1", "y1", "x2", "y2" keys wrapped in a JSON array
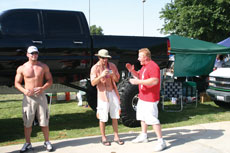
[
  {"x1": 215, "y1": 77, "x2": 230, "y2": 82},
  {"x1": 209, "y1": 77, "x2": 230, "y2": 91}
]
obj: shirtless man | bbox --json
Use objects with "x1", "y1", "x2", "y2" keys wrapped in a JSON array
[
  {"x1": 90, "y1": 49, "x2": 124, "y2": 146},
  {"x1": 15, "y1": 46, "x2": 53, "y2": 152}
]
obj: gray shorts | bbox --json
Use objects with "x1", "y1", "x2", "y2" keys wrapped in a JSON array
[{"x1": 22, "y1": 93, "x2": 49, "y2": 127}]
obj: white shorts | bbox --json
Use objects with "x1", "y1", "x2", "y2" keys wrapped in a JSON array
[
  {"x1": 136, "y1": 99, "x2": 160, "y2": 125},
  {"x1": 97, "y1": 90, "x2": 121, "y2": 122}
]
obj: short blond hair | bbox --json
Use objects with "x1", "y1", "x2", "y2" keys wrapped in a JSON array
[{"x1": 139, "y1": 48, "x2": 151, "y2": 59}]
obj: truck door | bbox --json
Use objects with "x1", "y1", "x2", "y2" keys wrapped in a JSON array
[
  {"x1": 42, "y1": 10, "x2": 91, "y2": 83},
  {"x1": 0, "y1": 9, "x2": 44, "y2": 86}
]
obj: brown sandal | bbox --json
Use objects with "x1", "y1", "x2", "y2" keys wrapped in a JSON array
[
  {"x1": 101, "y1": 140, "x2": 111, "y2": 146},
  {"x1": 114, "y1": 139, "x2": 124, "y2": 145}
]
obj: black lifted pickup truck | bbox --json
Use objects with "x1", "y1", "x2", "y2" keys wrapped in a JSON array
[{"x1": 0, "y1": 9, "x2": 170, "y2": 127}]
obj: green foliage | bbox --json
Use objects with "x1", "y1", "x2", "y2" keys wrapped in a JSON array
[
  {"x1": 90, "y1": 25, "x2": 104, "y2": 35},
  {"x1": 160, "y1": 0, "x2": 230, "y2": 42}
]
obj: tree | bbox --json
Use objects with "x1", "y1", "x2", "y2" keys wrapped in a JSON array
[
  {"x1": 160, "y1": 0, "x2": 230, "y2": 42},
  {"x1": 90, "y1": 25, "x2": 104, "y2": 35}
]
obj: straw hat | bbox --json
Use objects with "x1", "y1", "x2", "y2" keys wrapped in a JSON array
[{"x1": 95, "y1": 49, "x2": 111, "y2": 58}]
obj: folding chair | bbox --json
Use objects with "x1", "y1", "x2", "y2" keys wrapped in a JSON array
[
  {"x1": 182, "y1": 81, "x2": 198, "y2": 108},
  {"x1": 162, "y1": 81, "x2": 183, "y2": 112}
]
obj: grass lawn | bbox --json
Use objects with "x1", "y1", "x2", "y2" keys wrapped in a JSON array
[{"x1": 0, "y1": 94, "x2": 230, "y2": 146}]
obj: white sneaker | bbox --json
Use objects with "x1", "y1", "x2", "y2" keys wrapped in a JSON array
[
  {"x1": 132, "y1": 134, "x2": 148, "y2": 143},
  {"x1": 20, "y1": 143, "x2": 32, "y2": 153},
  {"x1": 154, "y1": 140, "x2": 166, "y2": 152},
  {"x1": 44, "y1": 141, "x2": 53, "y2": 152}
]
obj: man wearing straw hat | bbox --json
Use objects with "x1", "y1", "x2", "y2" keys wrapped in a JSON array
[{"x1": 90, "y1": 49, "x2": 124, "y2": 146}]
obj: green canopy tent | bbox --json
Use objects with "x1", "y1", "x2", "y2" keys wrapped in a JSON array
[{"x1": 168, "y1": 35, "x2": 230, "y2": 77}]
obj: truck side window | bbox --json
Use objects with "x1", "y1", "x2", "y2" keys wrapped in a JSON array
[
  {"x1": 44, "y1": 12, "x2": 83, "y2": 38},
  {"x1": 1, "y1": 11, "x2": 40, "y2": 37}
]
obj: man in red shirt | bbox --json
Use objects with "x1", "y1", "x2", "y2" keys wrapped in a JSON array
[{"x1": 126, "y1": 48, "x2": 166, "y2": 152}]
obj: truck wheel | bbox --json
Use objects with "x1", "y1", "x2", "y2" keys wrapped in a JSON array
[
  {"x1": 214, "y1": 100, "x2": 230, "y2": 108},
  {"x1": 118, "y1": 78, "x2": 140, "y2": 127},
  {"x1": 86, "y1": 80, "x2": 97, "y2": 111}
]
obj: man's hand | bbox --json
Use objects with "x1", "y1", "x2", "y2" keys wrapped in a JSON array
[
  {"x1": 126, "y1": 63, "x2": 134, "y2": 72},
  {"x1": 24, "y1": 89, "x2": 34, "y2": 96},
  {"x1": 34, "y1": 87, "x2": 43, "y2": 96},
  {"x1": 129, "y1": 78, "x2": 140, "y2": 85},
  {"x1": 100, "y1": 69, "x2": 109, "y2": 78}
]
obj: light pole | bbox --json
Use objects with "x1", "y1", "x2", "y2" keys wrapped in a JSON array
[
  {"x1": 89, "y1": 0, "x2": 91, "y2": 27},
  {"x1": 142, "y1": 0, "x2": 146, "y2": 36}
]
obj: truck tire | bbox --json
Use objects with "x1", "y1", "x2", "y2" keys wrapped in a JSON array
[
  {"x1": 118, "y1": 78, "x2": 140, "y2": 127},
  {"x1": 214, "y1": 100, "x2": 230, "y2": 108},
  {"x1": 86, "y1": 80, "x2": 97, "y2": 111}
]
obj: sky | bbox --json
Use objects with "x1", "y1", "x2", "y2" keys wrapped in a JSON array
[{"x1": 0, "y1": 0, "x2": 171, "y2": 37}]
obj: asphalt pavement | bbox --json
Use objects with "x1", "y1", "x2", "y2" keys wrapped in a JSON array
[{"x1": 0, "y1": 121, "x2": 230, "y2": 153}]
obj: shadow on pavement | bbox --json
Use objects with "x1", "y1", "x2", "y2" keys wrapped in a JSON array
[
  {"x1": 6, "y1": 127, "x2": 224, "y2": 153},
  {"x1": 159, "y1": 128, "x2": 224, "y2": 149}
]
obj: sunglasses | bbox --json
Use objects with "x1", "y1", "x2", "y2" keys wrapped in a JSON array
[
  {"x1": 99, "y1": 57, "x2": 108, "y2": 59},
  {"x1": 30, "y1": 52, "x2": 38, "y2": 55}
]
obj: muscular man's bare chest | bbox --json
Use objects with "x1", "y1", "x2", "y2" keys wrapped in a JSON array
[{"x1": 23, "y1": 65, "x2": 44, "y2": 79}]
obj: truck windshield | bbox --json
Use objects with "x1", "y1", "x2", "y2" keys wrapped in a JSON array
[{"x1": 222, "y1": 60, "x2": 230, "y2": 68}]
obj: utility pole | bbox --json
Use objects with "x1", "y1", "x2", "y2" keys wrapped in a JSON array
[
  {"x1": 142, "y1": 0, "x2": 146, "y2": 36},
  {"x1": 89, "y1": 0, "x2": 91, "y2": 27}
]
